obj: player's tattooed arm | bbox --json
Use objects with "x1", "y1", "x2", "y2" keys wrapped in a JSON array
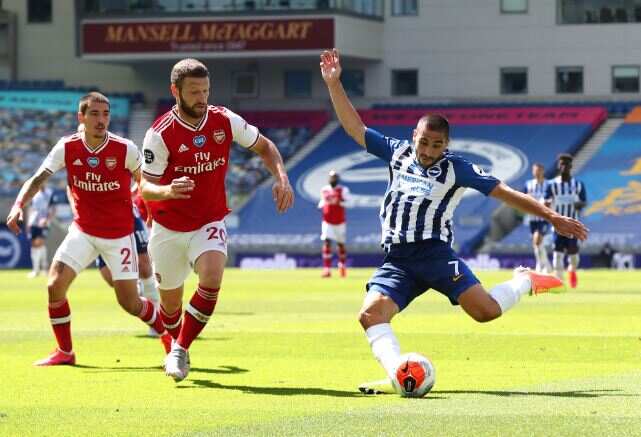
[
  {"x1": 251, "y1": 135, "x2": 294, "y2": 213},
  {"x1": 6, "y1": 168, "x2": 52, "y2": 234},
  {"x1": 320, "y1": 48, "x2": 366, "y2": 147}
]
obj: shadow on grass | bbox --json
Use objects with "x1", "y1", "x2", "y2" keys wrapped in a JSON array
[
  {"x1": 131, "y1": 335, "x2": 232, "y2": 342},
  {"x1": 74, "y1": 364, "x2": 249, "y2": 375},
  {"x1": 433, "y1": 389, "x2": 637, "y2": 398},
  {"x1": 178, "y1": 379, "x2": 362, "y2": 398}
]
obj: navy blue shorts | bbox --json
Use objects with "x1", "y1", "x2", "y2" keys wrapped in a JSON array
[
  {"x1": 28, "y1": 225, "x2": 48, "y2": 240},
  {"x1": 529, "y1": 221, "x2": 549, "y2": 235},
  {"x1": 553, "y1": 233, "x2": 579, "y2": 254},
  {"x1": 366, "y1": 239, "x2": 480, "y2": 311},
  {"x1": 96, "y1": 215, "x2": 148, "y2": 269}
]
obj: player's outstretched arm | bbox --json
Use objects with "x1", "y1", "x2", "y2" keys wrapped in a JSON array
[
  {"x1": 320, "y1": 48, "x2": 366, "y2": 147},
  {"x1": 251, "y1": 135, "x2": 294, "y2": 213},
  {"x1": 490, "y1": 182, "x2": 588, "y2": 241},
  {"x1": 140, "y1": 175, "x2": 195, "y2": 201},
  {"x1": 6, "y1": 169, "x2": 52, "y2": 234}
]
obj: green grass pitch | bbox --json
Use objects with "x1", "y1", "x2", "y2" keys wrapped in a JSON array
[{"x1": 1, "y1": 268, "x2": 640, "y2": 436}]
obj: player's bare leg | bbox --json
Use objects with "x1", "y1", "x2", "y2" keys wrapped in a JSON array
[
  {"x1": 337, "y1": 242, "x2": 347, "y2": 277},
  {"x1": 35, "y1": 261, "x2": 77, "y2": 366},
  {"x1": 99, "y1": 265, "x2": 114, "y2": 288},
  {"x1": 532, "y1": 231, "x2": 551, "y2": 273},
  {"x1": 112, "y1": 279, "x2": 171, "y2": 353},
  {"x1": 321, "y1": 240, "x2": 332, "y2": 277}
]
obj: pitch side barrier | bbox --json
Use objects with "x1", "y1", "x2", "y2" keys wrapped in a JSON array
[{"x1": 232, "y1": 106, "x2": 607, "y2": 255}]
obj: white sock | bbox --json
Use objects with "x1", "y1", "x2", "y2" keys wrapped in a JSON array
[
  {"x1": 568, "y1": 254, "x2": 579, "y2": 271},
  {"x1": 30, "y1": 247, "x2": 39, "y2": 273},
  {"x1": 489, "y1": 274, "x2": 532, "y2": 314},
  {"x1": 553, "y1": 251, "x2": 564, "y2": 279},
  {"x1": 365, "y1": 323, "x2": 401, "y2": 381},
  {"x1": 538, "y1": 245, "x2": 551, "y2": 273},
  {"x1": 40, "y1": 246, "x2": 48, "y2": 271},
  {"x1": 533, "y1": 244, "x2": 541, "y2": 272},
  {"x1": 141, "y1": 276, "x2": 160, "y2": 306}
]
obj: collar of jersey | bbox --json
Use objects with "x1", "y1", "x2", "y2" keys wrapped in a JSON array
[
  {"x1": 172, "y1": 105, "x2": 208, "y2": 131},
  {"x1": 81, "y1": 131, "x2": 110, "y2": 155}
]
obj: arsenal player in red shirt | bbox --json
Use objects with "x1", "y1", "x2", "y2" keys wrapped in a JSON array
[
  {"x1": 6, "y1": 92, "x2": 171, "y2": 366},
  {"x1": 318, "y1": 170, "x2": 350, "y2": 278},
  {"x1": 141, "y1": 58, "x2": 294, "y2": 382}
]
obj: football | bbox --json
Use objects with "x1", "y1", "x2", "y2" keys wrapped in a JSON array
[{"x1": 393, "y1": 353, "x2": 436, "y2": 398}]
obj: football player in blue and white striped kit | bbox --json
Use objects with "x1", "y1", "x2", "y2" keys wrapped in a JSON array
[
  {"x1": 320, "y1": 48, "x2": 589, "y2": 390},
  {"x1": 523, "y1": 163, "x2": 552, "y2": 273},
  {"x1": 545, "y1": 154, "x2": 587, "y2": 288}
]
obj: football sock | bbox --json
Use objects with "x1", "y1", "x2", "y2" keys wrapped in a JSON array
[
  {"x1": 322, "y1": 245, "x2": 332, "y2": 269},
  {"x1": 49, "y1": 299, "x2": 72, "y2": 353},
  {"x1": 177, "y1": 285, "x2": 219, "y2": 350},
  {"x1": 338, "y1": 245, "x2": 346, "y2": 268},
  {"x1": 137, "y1": 297, "x2": 166, "y2": 335},
  {"x1": 160, "y1": 304, "x2": 182, "y2": 339},
  {"x1": 532, "y1": 244, "x2": 541, "y2": 272},
  {"x1": 489, "y1": 274, "x2": 531, "y2": 314},
  {"x1": 31, "y1": 247, "x2": 40, "y2": 274},
  {"x1": 365, "y1": 323, "x2": 401, "y2": 381},
  {"x1": 553, "y1": 251, "x2": 564, "y2": 280},
  {"x1": 538, "y1": 244, "x2": 552, "y2": 273},
  {"x1": 40, "y1": 246, "x2": 48, "y2": 271},
  {"x1": 568, "y1": 254, "x2": 579, "y2": 271},
  {"x1": 140, "y1": 276, "x2": 160, "y2": 307}
]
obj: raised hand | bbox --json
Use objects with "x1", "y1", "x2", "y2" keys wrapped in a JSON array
[
  {"x1": 320, "y1": 48, "x2": 342, "y2": 85},
  {"x1": 272, "y1": 179, "x2": 294, "y2": 213}
]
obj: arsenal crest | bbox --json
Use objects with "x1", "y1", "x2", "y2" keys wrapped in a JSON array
[
  {"x1": 105, "y1": 157, "x2": 117, "y2": 170},
  {"x1": 213, "y1": 129, "x2": 226, "y2": 144}
]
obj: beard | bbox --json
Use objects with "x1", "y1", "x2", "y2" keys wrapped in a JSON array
[{"x1": 178, "y1": 92, "x2": 206, "y2": 119}]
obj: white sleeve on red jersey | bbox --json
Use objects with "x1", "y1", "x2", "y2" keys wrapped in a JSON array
[
  {"x1": 125, "y1": 140, "x2": 142, "y2": 173},
  {"x1": 141, "y1": 128, "x2": 169, "y2": 177},
  {"x1": 340, "y1": 186, "x2": 351, "y2": 205},
  {"x1": 225, "y1": 108, "x2": 260, "y2": 148},
  {"x1": 38, "y1": 138, "x2": 66, "y2": 174}
]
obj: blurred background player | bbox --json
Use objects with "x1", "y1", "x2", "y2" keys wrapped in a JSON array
[
  {"x1": 318, "y1": 170, "x2": 350, "y2": 278},
  {"x1": 320, "y1": 48, "x2": 588, "y2": 392},
  {"x1": 26, "y1": 184, "x2": 55, "y2": 278},
  {"x1": 6, "y1": 92, "x2": 171, "y2": 366},
  {"x1": 523, "y1": 163, "x2": 552, "y2": 273},
  {"x1": 545, "y1": 154, "x2": 587, "y2": 288},
  {"x1": 141, "y1": 58, "x2": 294, "y2": 382}
]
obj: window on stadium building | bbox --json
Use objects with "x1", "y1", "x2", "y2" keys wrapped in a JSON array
[
  {"x1": 559, "y1": 0, "x2": 641, "y2": 24},
  {"x1": 342, "y1": 69, "x2": 365, "y2": 97},
  {"x1": 501, "y1": 0, "x2": 528, "y2": 14},
  {"x1": 556, "y1": 66, "x2": 583, "y2": 94},
  {"x1": 391, "y1": 0, "x2": 418, "y2": 16},
  {"x1": 500, "y1": 67, "x2": 528, "y2": 94},
  {"x1": 28, "y1": 0, "x2": 52, "y2": 23},
  {"x1": 612, "y1": 66, "x2": 640, "y2": 93},
  {"x1": 392, "y1": 70, "x2": 418, "y2": 96},
  {"x1": 232, "y1": 72, "x2": 259, "y2": 98},
  {"x1": 284, "y1": 70, "x2": 312, "y2": 98}
]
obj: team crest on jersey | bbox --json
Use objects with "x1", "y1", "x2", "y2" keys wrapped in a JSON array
[
  {"x1": 213, "y1": 129, "x2": 226, "y2": 144},
  {"x1": 105, "y1": 157, "x2": 117, "y2": 170},
  {"x1": 193, "y1": 135, "x2": 206, "y2": 148},
  {"x1": 87, "y1": 157, "x2": 100, "y2": 168},
  {"x1": 427, "y1": 166, "x2": 442, "y2": 178}
]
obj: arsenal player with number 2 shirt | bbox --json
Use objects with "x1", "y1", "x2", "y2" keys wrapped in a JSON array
[
  {"x1": 5, "y1": 92, "x2": 171, "y2": 366},
  {"x1": 141, "y1": 58, "x2": 294, "y2": 382}
]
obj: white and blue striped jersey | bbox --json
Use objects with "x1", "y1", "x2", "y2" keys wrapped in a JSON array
[
  {"x1": 27, "y1": 187, "x2": 54, "y2": 227},
  {"x1": 365, "y1": 128, "x2": 500, "y2": 247},
  {"x1": 523, "y1": 178, "x2": 548, "y2": 224},
  {"x1": 545, "y1": 176, "x2": 586, "y2": 220}
]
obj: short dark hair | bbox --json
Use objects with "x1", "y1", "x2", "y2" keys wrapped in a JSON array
[
  {"x1": 78, "y1": 92, "x2": 110, "y2": 115},
  {"x1": 171, "y1": 58, "x2": 209, "y2": 89},
  {"x1": 418, "y1": 114, "x2": 450, "y2": 139},
  {"x1": 558, "y1": 153, "x2": 573, "y2": 163}
]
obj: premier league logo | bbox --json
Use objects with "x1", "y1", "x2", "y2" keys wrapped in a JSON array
[
  {"x1": 193, "y1": 135, "x2": 206, "y2": 148},
  {"x1": 87, "y1": 157, "x2": 100, "y2": 168}
]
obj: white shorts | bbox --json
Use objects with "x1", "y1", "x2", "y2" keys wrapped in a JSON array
[
  {"x1": 54, "y1": 223, "x2": 138, "y2": 281},
  {"x1": 320, "y1": 221, "x2": 346, "y2": 244},
  {"x1": 148, "y1": 219, "x2": 228, "y2": 290}
]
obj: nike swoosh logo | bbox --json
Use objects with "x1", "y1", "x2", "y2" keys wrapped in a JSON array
[{"x1": 453, "y1": 274, "x2": 463, "y2": 282}]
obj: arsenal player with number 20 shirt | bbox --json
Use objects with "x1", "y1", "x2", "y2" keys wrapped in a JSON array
[
  {"x1": 5, "y1": 92, "x2": 171, "y2": 366},
  {"x1": 141, "y1": 58, "x2": 294, "y2": 382}
]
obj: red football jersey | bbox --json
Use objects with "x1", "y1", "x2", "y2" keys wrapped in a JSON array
[
  {"x1": 142, "y1": 105, "x2": 259, "y2": 232},
  {"x1": 319, "y1": 185, "x2": 349, "y2": 225},
  {"x1": 39, "y1": 132, "x2": 142, "y2": 238}
]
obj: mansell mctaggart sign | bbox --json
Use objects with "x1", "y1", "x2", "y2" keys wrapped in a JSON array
[{"x1": 82, "y1": 18, "x2": 334, "y2": 55}]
